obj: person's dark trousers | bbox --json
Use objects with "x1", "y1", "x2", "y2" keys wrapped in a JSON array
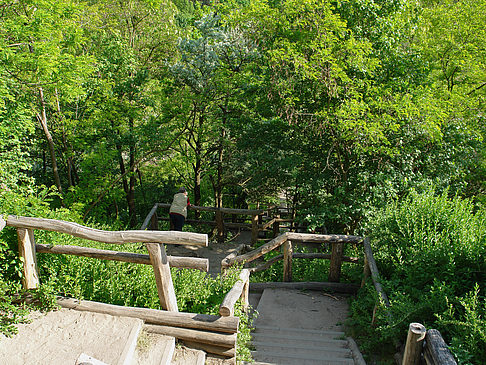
[{"x1": 169, "y1": 213, "x2": 185, "y2": 231}]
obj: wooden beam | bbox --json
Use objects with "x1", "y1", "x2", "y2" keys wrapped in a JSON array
[
  {"x1": 146, "y1": 243, "x2": 178, "y2": 311},
  {"x1": 17, "y1": 228, "x2": 39, "y2": 290},
  {"x1": 141, "y1": 203, "x2": 159, "y2": 230},
  {"x1": 329, "y1": 241, "x2": 344, "y2": 282},
  {"x1": 403, "y1": 323, "x2": 426, "y2": 365},
  {"x1": 221, "y1": 244, "x2": 250, "y2": 270},
  {"x1": 144, "y1": 324, "x2": 237, "y2": 348},
  {"x1": 57, "y1": 297, "x2": 239, "y2": 333},
  {"x1": 223, "y1": 233, "x2": 289, "y2": 267},
  {"x1": 182, "y1": 340, "x2": 235, "y2": 358},
  {"x1": 219, "y1": 269, "x2": 250, "y2": 317},
  {"x1": 423, "y1": 329, "x2": 457, "y2": 365},
  {"x1": 283, "y1": 240, "x2": 292, "y2": 282},
  {"x1": 287, "y1": 232, "x2": 363, "y2": 244},
  {"x1": 35, "y1": 244, "x2": 209, "y2": 272},
  {"x1": 362, "y1": 237, "x2": 391, "y2": 308},
  {"x1": 6, "y1": 216, "x2": 208, "y2": 246},
  {"x1": 249, "y1": 282, "x2": 359, "y2": 294},
  {"x1": 251, "y1": 214, "x2": 259, "y2": 245}
]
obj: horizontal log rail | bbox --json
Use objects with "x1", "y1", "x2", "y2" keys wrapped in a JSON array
[
  {"x1": 7, "y1": 215, "x2": 208, "y2": 246},
  {"x1": 219, "y1": 269, "x2": 250, "y2": 317},
  {"x1": 156, "y1": 203, "x2": 265, "y2": 216},
  {"x1": 36, "y1": 244, "x2": 209, "y2": 272}
]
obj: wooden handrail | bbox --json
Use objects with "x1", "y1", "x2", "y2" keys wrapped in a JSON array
[
  {"x1": 141, "y1": 203, "x2": 159, "y2": 230},
  {"x1": 362, "y1": 237, "x2": 391, "y2": 308},
  {"x1": 219, "y1": 269, "x2": 251, "y2": 317},
  {"x1": 7, "y1": 215, "x2": 208, "y2": 246},
  {"x1": 157, "y1": 203, "x2": 265, "y2": 216},
  {"x1": 36, "y1": 244, "x2": 209, "y2": 272}
]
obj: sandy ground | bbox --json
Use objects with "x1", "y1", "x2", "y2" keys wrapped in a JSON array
[{"x1": 0, "y1": 309, "x2": 142, "y2": 365}]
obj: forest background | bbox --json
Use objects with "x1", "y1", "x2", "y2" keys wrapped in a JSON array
[{"x1": 0, "y1": 0, "x2": 485, "y2": 364}]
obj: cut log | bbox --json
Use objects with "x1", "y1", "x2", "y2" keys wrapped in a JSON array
[
  {"x1": 182, "y1": 340, "x2": 235, "y2": 358},
  {"x1": 146, "y1": 243, "x2": 178, "y2": 311},
  {"x1": 17, "y1": 228, "x2": 39, "y2": 290},
  {"x1": 363, "y1": 237, "x2": 391, "y2": 308},
  {"x1": 144, "y1": 324, "x2": 236, "y2": 348},
  {"x1": 424, "y1": 329, "x2": 457, "y2": 365},
  {"x1": 0, "y1": 216, "x2": 5, "y2": 231},
  {"x1": 141, "y1": 203, "x2": 159, "y2": 230},
  {"x1": 283, "y1": 240, "x2": 292, "y2": 282},
  {"x1": 57, "y1": 297, "x2": 239, "y2": 333},
  {"x1": 287, "y1": 233, "x2": 362, "y2": 244},
  {"x1": 402, "y1": 323, "x2": 426, "y2": 365},
  {"x1": 223, "y1": 233, "x2": 289, "y2": 267},
  {"x1": 221, "y1": 244, "x2": 250, "y2": 269},
  {"x1": 219, "y1": 269, "x2": 250, "y2": 316},
  {"x1": 329, "y1": 242, "x2": 344, "y2": 282},
  {"x1": 35, "y1": 244, "x2": 209, "y2": 272},
  {"x1": 6, "y1": 216, "x2": 208, "y2": 246}
]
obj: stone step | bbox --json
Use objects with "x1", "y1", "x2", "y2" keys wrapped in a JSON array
[
  {"x1": 251, "y1": 350, "x2": 355, "y2": 365},
  {"x1": 252, "y1": 332, "x2": 348, "y2": 348},
  {"x1": 252, "y1": 340, "x2": 352, "y2": 356}
]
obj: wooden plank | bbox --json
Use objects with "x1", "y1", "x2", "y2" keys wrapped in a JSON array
[
  {"x1": 402, "y1": 323, "x2": 426, "y2": 365},
  {"x1": 223, "y1": 233, "x2": 289, "y2": 267},
  {"x1": 146, "y1": 243, "x2": 178, "y2": 311},
  {"x1": 251, "y1": 214, "x2": 259, "y2": 245},
  {"x1": 329, "y1": 241, "x2": 344, "y2": 282},
  {"x1": 250, "y1": 281, "x2": 359, "y2": 294},
  {"x1": 6, "y1": 216, "x2": 208, "y2": 246},
  {"x1": 287, "y1": 232, "x2": 363, "y2": 244},
  {"x1": 17, "y1": 228, "x2": 39, "y2": 290},
  {"x1": 362, "y1": 237, "x2": 391, "y2": 308},
  {"x1": 144, "y1": 324, "x2": 237, "y2": 348},
  {"x1": 283, "y1": 240, "x2": 292, "y2": 282},
  {"x1": 182, "y1": 340, "x2": 235, "y2": 358},
  {"x1": 141, "y1": 204, "x2": 159, "y2": 230},
  {"x1": 219, "y1": 269, "x2": 251, "y2": 316},
  {"x1": 424, "y1": 329, "x2": 457, "y2": 365},
  {"x1": 57, "y1": 297, "x2": 239, "y2": 333},
  {"x1": 35, "y1": 244, "x2": 209, "y2": 271}
]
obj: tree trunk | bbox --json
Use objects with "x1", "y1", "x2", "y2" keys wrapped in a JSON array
[
  {"x1": 128, "y1": 138, "x2": 137, "y2": 228},
  {"x1": 37, "y1": 87, "x2": 63, "y2": 196}
]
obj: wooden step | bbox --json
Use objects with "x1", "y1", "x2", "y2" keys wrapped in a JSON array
[{"x1": 133, "y1": 330, "x2": 175, "y2": 365}]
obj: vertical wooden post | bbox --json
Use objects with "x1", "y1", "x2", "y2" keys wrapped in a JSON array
[
  {"x1": 241, "y1": 279, "x2": 249, "y2": 314},
  {"x1": 361, "y1": 253, "x2": 370, "y2": 288},
  {"x1": 17, "y1": 228, "x2": 40, "y2": 290},
  {"x1": 146, "y1": 243, "x2": 178, "y2": 311},
  {"x1": 251, "y1": 214, "x2": 259, "y2": 245},
  {"x1": 0, "y1": 216, "x2": 5, "y2": 231},
  {"x1": 215, "y1": 210, "x2": 225, "y2": 243},
  {"x1": 273, "y1": 213, "x2": 280, "y2": 238},
  {"x1": 283, "y1": 240, "x2": 293, "y2": 282},
  {"x1": 403, "y1": 323, "x2": 426, "y2": 365},
  {"x1": 329, "y1": 241, "x2": 343, "y2": 282},
  {"x1": 150, "y1": 210, "x2": 158, "y2": 230}
]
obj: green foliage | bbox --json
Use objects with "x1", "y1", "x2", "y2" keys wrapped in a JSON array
[{"x1": 350, "y1": 190, "x2": 486, "y2": 364}]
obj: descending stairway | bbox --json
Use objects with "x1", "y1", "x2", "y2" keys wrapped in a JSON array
[{"x1": 249, "y1": 288, "x2": 366, "y2": 365}]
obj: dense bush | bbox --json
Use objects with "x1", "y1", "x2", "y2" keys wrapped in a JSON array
[{"x1": 349, "y1": 189, "x2": 486, "y2": 364}]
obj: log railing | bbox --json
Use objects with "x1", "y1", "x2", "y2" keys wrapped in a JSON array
[
  {"x1": 142, "y1": 203, "x2": 268, "y2": 244},
  {"x1": 5, "y1": 215, "x2": 208, "y2": 311},
  {"x1": 403, "y1": 323, "x2": 457, "y2": 365},
  {"x1": 219, "y1": 269, "x2": 250, "y2": 317},
  {"x1": 221, "y1": 232, "x2": 363, "y2": 283}
]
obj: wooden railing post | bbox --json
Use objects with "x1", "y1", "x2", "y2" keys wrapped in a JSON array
[
  {"x1": 403, "y1": 323, "x2": 426, "y2": 365},
  {"x1": 150, "y1": 210, "x2": 158, "y2": 230},
  {"x1": 329, "y1": 241, "x2": 343, "y2": 282},
  {"x1": 283, "y1": 240, "x2": 293, "y2": 282},
  {"x1": 251, "y1": 214, "x2": 259, "y2": 245},
  {"x1": 146, "y1": 243, "x2": 178, "y2": 312},
  {"x1": 17, "y1": 228, "x2": 40, "y2": 290},
  {"x1": 273, "y1": 213, "x2": 280, "y2": 238},
  {"x1": 361, "y1": 253, "x2": 370, "y2": 288},
  {"x1": 215, "y1": 210, "x2": 225, "y2": 243}
]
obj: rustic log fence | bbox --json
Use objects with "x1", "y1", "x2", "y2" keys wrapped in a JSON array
[
  {"x1": 2, "y1": 215, "x2": 240, "y2": 358},
  {"x1": 142, "y1": 203, "x2": 292, "y2": 244}
]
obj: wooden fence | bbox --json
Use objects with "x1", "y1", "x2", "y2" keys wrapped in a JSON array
[
  {"x1": 1, "y1": 215, "x2": 239, "y2": 358},
  {"x1": 142, "y1": 203, "x2": 294, "y2": 244}
]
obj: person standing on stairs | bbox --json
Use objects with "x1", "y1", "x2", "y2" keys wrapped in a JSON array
[{"x1": 169, "y1": 187, "x2": 190, "y2": 231}]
